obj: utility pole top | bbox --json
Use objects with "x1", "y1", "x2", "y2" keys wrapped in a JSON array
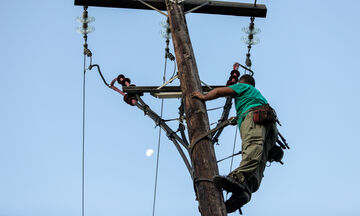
[
  {"x1": 74, "y1": 0, "x2": 267, "y2": 17},
  {"x1": 75, "y1": 1, "x2": 268, "y2": 215}
]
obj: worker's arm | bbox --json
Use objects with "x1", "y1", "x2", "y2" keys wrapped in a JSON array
[{"x1": 192, "y1": 87, "x2": 236, "y2": 101}]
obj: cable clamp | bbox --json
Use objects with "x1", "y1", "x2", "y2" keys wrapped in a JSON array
[
  {"x1": 142, "y1": 104, "x2": 150, "y2": 115},
  {"x1": 154, "y1": 117, "x2": 164, "y2": 128}
]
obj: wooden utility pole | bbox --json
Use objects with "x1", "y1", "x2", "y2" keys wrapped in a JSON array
[
  {"x1": 165, "y1": 1, "x2": 226, "y2": 215},
  {"x1": 74, "y1": 1, "x2": 267, "y2": 215}
]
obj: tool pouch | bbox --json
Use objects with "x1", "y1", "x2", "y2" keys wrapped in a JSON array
[
  {"x1": 252, "y1": 104, "x2": 277, "y2": 125},
  {"x1": 267, "y1": 145, "x2": 284, "y2": 164}
]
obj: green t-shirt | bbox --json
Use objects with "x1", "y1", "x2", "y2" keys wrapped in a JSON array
[{"x1": 229, "y1": 83, "x2": 268, "y2": 127}]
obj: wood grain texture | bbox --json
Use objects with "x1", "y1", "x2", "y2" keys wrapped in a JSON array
[{"x1": 165, "y1": 1, "x2": 227, "y2": 215}]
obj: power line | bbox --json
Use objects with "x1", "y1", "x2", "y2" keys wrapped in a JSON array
[
  {"x1": 82, "y1": 54, "x2": 86, "y2": 216},
  {"x1": 226, "y1": 126, "x2": 238, "y2": 200},
  {"x1": 152, "y1": 45, "x2": 171, "y2": 216}
]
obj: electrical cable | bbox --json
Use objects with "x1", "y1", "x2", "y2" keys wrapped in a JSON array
[
  {"x1": 170, "y1": 60, "x2": 177, "y2": 80},
  {"x1": 81, "y1": 53, "x2": 86, "y2": 216},
  {"x1": 229, "y1": 127, "x2": 238, "y2": 173},
  {"x1": 152, "y1": 98, "x2": 164, "y2": 216},
  {"x1": 207, "y1": 106, "x2": 224, "y2": 112},
  {"x1": 152, "y1": 51, "x2": 170, "y2": 216},
  {"x1": 226, "y1": 126, "x2": 238, "y2": 200}
]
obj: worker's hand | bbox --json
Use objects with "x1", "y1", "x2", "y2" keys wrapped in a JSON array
[{"x1": 191, "y1": 92, "x2": 206, "y2": 101}]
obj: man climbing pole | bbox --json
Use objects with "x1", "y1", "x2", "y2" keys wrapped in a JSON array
[{"x1": 192, "y1": 74, "x2": 279, "y2": 213}]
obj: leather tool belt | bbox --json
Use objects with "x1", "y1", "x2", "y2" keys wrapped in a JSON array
[{"x1": 252, "y1": 104, "x2": 277, "y2": 125}]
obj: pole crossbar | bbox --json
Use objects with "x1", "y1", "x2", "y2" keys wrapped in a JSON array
[
  {"x1": 123, "y1": 85, "x2": 225, "y2": 94},
  {"x1": 74, "y1": 0, "x2": 267, "y2": 17}
]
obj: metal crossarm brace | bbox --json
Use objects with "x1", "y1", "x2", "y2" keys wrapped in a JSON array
[
  {"x1": 135, "y1": 96, "x2": 189, "y2": 149},
  {"x1": 135, "y1": 95, "x2": 193, "y2": 178},
  {"x1": 74, "y1": 0, "x2": 267, "y2": 17}
]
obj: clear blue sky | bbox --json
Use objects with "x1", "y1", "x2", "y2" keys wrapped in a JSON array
[{"x1": 1, "y1": 0, "x2": 360, "y2": 215}]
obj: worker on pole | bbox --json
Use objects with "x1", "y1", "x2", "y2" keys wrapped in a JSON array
[{"x1": 192, "y1": 74, "x2": 279, "y2": 213}]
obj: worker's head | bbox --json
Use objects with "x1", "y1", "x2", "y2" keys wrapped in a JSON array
[{"x1": 239, "y1": 75, "x2": 255, "y2": 87}]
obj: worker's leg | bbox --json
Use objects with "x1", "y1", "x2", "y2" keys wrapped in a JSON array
[
  {"x1": 225, "y1": 112, "x2": 278, "y2": 212},
  {"x1": 246, "y1": 122, "x2": 277, "y2": 193},
  {"x1": 229, "y1": 111, "x2": 272, "y2": 193}
]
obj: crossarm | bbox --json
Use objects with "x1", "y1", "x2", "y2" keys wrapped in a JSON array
[{"x1": 74, "y1": 0, "x2": 267, "y2": 17}]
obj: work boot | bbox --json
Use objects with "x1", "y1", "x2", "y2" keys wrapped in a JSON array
[
  {"x1": 225, "y1": 191, "x2": 250, "y2": 213},
  {"x1": 213, "y1": 175, "x2": 245, "y2": 194}
]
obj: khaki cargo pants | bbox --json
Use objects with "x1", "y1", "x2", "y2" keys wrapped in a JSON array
[{"x1": 229, "y1": 110, "x2": 278, "y2": 194}]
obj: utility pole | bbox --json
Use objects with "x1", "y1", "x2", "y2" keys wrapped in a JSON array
[
  {"x1": 165, "y1": 1, "x2": 226, "y2": 215},
  {"x1": 74, "y1": 1, "x2": 267, "y2": 215}
]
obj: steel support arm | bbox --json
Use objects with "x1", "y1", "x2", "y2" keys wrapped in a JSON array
[{"x1": 135, "y1": 96, "x2": 193, "y2": 178}]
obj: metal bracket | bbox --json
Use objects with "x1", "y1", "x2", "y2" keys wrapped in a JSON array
[
  {"x1": 185, "y1": 1, "x2": 211, "y2": 14},
  {"x1": 169, "y1": 0, "x2": 185, "y2": 4},
  {"x1": 157, "y1": 74, "x2": 179, "y2": 90},
  {"x1": 138, "y1": 0, "x2": 168, "y2": 16}
]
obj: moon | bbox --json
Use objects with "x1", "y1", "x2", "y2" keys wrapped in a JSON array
[{"x1": 146, "y1": 149, "x2": 154, "y2": 157}]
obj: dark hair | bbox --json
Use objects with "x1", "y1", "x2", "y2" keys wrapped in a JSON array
[{"x1": 239, "y1": 74, "x2": 255, "y2": 87}]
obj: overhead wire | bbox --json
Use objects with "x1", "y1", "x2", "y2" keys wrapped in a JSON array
[
  {"x1": 207, "y1": 106, "x2": 224, "y2": 112},
  {"x1": 229, "y1": 127, "x2": 238, "y2": 173},
  {"x1": 152, "y1": 97, "x2": 164, "y2": 216},
  {"x1": 81, "y1": 49, "x2": 87, "y2": 216},
  {"x1": 152, "y1": 37, "x2": 173, "y2": 216},
  {"x1": 225, "y1": 126, "x2": 238, "y2": 200},
  {"x1": 78, "y1": 7, "x2": 94, "y2": 215}
]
